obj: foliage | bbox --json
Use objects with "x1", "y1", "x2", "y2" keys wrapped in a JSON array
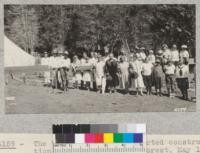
[{"x1": 4, "y1": 4, "x2": 195, "y2": 57}]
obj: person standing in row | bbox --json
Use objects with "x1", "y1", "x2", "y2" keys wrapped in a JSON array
[
  {"x1": 105, "y1": 53, "x2": 119, "y2": 93},
  {"x1": 142, "y1": 58, "x2": 153, "y2": 95},
  {"x1": 147, "y1": 50, "x2": 155, "y2": 64},
  {"x1": 89, "y1": 52, "x2": 97, "y2": 90},
  {"x1": 176, "y1": 60, "x2": 189, "y2": 100},
  {"x1": 170, "y1": 44, "x2": 179, "y2": 66},
  {"x1": 163, "y1": 61, "x2": 176, "y2": 98},
  {"x1": 118, "y1": 56, "x2": 129, "y2": 93},
  {"x1": 72, "y1": 55, "x2": 82, "y2": 89},
  {"x1": 152, "y1": 59, "x2": 165, "y2": 96},
  {"x1": 82, "y1": 57, "x2": 92, "y2": 90},
  {"x1": 180, "y1": 45, "x2": 190, "y2": 65},
  {"x1": 95, "y1": 55, "x2": 106, "y2": 93},
  {"x1": 130, "y1": 54, "x2": 144, "y2": 96}
]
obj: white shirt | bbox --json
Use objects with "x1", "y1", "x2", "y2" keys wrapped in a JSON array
[
  {"x1": 180, "y1": 50, "x2": 189, "y2": 58},
  {"x1": 61, "y1": 58, "x2": 71, "y2": 68},
  {"x1": 49, "y1": 56, "x2": 62, "y2": 68},
  {"x1": 140, "y1": 52, "x2": 146, "y2": 60},
  {"x1": 95, "y1": 61, "x2": 105, "y2": 77},
  {"x1": 176, "y1": 64, "x2": 189, "y2": 78},
  {"x1": 142, "y1": 62, "x2": 153, "y2": 76},
  {"x1": 147, "y1": 54, "x2": 155, "y2": 64},
  {"x1": 89, "y1": 58, "x2": 97, "y2": 65},
  {"x1": 171, "y1": 50, "x2": 179, "y2": 62},
  {"x1": 81, "y1": 58, "x2": 86, "y2": 65},
  {"x1": 163, "y1": 49, "x2": 171, "y2": 59},
  {"x1": 164, "y1": 64, "x2": 176, "y2": 75}
]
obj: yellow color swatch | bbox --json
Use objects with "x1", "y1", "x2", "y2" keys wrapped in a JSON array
[{"x1": 103, "y1": 133, "x2": 113, "y2": 143}]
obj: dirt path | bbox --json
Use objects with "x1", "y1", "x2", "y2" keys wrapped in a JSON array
[{"x1": 5, "y1": 80, "x2": 196, "y2": 114}]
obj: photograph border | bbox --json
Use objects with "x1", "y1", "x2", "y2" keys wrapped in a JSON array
[{"x1": 0, "y1": 0, "x2": 199, "y2": 134}]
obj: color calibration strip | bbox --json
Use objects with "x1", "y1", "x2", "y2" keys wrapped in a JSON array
[{"x1": 53, "y1": 124, "x2": 145, "y2": 144}]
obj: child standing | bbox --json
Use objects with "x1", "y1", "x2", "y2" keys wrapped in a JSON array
[
  {"x1": 164, "y1": 61, "x2": 176, "y2": 98},
  {"x1": 152, "y1": 59, "x2": 165, "y2": 96},
  {"x1": 142, "y1": 58, "x2": 153, "y2": 95}
]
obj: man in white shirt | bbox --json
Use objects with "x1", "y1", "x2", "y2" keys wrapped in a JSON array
[
  {"x1": 180, "y1": 45, "x2": 189, "y2": 65},
  {"x1": 61, "y1": 51, "x2": 71, "y2": 68},
  {"x1": 170, "y1": 44, "x2": 179, "y2": 66},
  {"x1": 58, "y1": 50, "x2": 71, "y2": 92},
  {"x1": 142, "y1": 58, "x2": 153, "y2": 95},
  {"x1": 176, "y1": 60, "x2": 189, "y2": 100}
]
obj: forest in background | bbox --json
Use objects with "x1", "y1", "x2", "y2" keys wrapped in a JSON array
[{"x1": 4, "y1": 4, "x2": 195, "y2": 57}]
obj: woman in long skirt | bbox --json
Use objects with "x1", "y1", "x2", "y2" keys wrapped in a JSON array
[
  {"x1": 118, "y1": 56, "x2": 129, "y2": 93},
  {"x1": 95, "y1": 55, "x2": 105, "y2": 93},
  {"x1": 129, "y1": 54, "x2": 144, "y2": 96}
]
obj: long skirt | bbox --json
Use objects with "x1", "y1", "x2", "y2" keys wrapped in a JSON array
[
  {"x1": 119, "y1": 73, "x2": 129, "y2": 89},
  {"x1": 130, "y1": 74, "x2": 144, "y2": 89},
  {"x1": 83, "y1": 71, "x2": 92, "y2": 82},
  {"x1": 96, "y1": 75, "x2": 103, "y2": 86},
  {"x1": 74, "y1": 72, "x2": 82, "y2": 84},
  {"x1": 106, "y1": 74, "x2": 119, "y2": 89}
]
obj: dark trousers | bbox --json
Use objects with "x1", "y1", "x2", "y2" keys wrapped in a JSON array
[
  {"x1": 176, "y1": 78, "x2": 189, "y2": 99},
  {"x1": 143, "y1": 75, "x2": 152, "y2": 94},
  {"x1": 165, "y1": 74, "x2": 175, "y2": 94}
]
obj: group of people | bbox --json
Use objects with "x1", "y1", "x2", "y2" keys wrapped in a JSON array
[{"x1": 41, "y1": 43, "x2": 191, "y2": 100}]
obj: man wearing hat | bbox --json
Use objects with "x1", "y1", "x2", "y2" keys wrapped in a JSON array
[
  {"x1": 58, "y1": 50, "x2": 71, "y2": 92},
  {"x1": 62, "y1": 50, "x2": 71, "y2": 68},
  {"x1": 175, "y1": 60, "x2": 189, "y2": 100},
  {"x1": 180, "y1": 45, "x2": 189, "y2": 65},
  {"x1": 50, "y1": 48, "x2": 59, "y2": 91},
  {"x1": 152, "y1": 59, "x2": 165, "y2": 96}
]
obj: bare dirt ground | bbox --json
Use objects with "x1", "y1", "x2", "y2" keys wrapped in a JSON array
[{"x1": 5, "y1": 78, "x2": 196, "y2": 114}]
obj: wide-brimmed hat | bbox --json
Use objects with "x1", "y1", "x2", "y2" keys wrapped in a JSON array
[
  {"x1": 149, "y1": 50, "x2": 154, "y2": 53},
  {"x1": 172, "y1": 44, "x2": 177, "y2": 48},
  {"x1": 140, "y1": 47, "x2": 145, "y2": 50},
  {"x1": 181, "y1": 45, "x2": 187, "y2": 49},
  {"x1": 155, "y1": 59, "x2": 161, "y2": 63},
  {"x1": 157, "y1": 50, "x2": 163, "y2": 55},
  {"x1": 162, "y1": 44, "x2": 168, "y2": 48},
  {"x1": 64, "y1": 50, "x2": 69, "y2": 55}
]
